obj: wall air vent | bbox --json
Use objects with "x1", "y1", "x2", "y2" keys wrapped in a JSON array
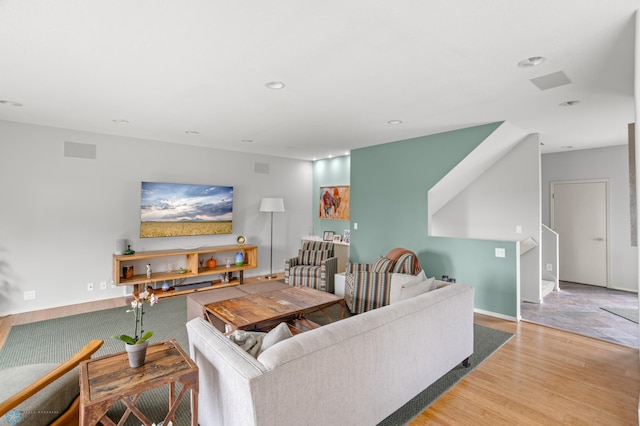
[{"x1": 64, "y1": 141, "x2": 96, "y2": 160}]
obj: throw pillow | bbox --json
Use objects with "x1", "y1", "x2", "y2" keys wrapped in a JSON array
[
  {"x1": 399, "y1": 276, "x2": 436, "y2": 301},
  {"x1": 260, "y1": 322, "x2": 293, "y2": 353},
  {"x1": 389, "y1": 271, "x2": 426, "y2": 303},
  {"x1": 372, "y1": 256, "x2": 393, "y2": 273},
  {"x1": 228, "y1": 330, "x2": 265, "y2": 357}
]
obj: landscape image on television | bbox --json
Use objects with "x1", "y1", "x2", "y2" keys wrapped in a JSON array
[{"x1": 140, "y1": 182, "x2": 233, "y2": 238}]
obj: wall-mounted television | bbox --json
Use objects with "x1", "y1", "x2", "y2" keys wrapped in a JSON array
[{"x1": 140, "y1": 181, "x2": 233, "y2": 238}]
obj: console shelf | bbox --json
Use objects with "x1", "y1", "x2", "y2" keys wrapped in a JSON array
[{"x1": 113, "y1": 245, "x2": 258, "y2": 295}]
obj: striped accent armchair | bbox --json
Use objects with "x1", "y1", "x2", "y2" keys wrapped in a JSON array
[
  {"x1": 345, "y1": 249, "x2": 422, "y2": 313},
  {"x1": 284, "y1": 240, "x2": 338, "y2": 292}
]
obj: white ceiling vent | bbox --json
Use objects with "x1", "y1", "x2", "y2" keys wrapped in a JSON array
[{"x1": 530, "y1": 71, "x2": 572, "y2": 91}]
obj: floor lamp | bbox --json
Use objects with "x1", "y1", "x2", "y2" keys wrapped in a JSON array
[{"x1": 259, "y1": 197, "x2": 285, "y2": 279}]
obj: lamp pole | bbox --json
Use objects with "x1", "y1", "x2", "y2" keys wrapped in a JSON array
[
  {"x1": 268, "y1": 209, "x2": 275, "y2": 279},
  {"x1": 259, "y1": 197, "x2": 285, "y2": 280}
]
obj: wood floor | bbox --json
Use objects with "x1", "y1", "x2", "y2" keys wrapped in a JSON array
[
  {"x1": 2, "y1": 276, "x2": 639, "y2": 425},
  {"x1": 412, "y1": 314, "x2": 640, "y2": 425}
]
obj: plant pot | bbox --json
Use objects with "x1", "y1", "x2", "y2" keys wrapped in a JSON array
[{"x1": 125, "y1": 341, "x2": 149, "y2": 368}]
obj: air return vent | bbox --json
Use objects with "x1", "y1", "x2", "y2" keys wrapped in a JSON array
[
  {"x1": 64, "y1": 141, "x2": 96, "y2": 159},
  {"x1": 530, "y1": 71, "x2": 571, "y2": 91}
]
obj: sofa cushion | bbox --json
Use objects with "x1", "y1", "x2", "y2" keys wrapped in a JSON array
[
  {"x1": 262, "y1": 322, "x2": 293, "y2": 352},
  {"x1": 372, "y1": 256, "x2": 393, "y2": 272},
  {"x1": 399, "y1": 276, "x2": 436, "y2": 301},
  {"x1": 298, "y1": 249, "x2": 331, "y2": 266},
  {"x1": 389, "y1": 271, "x2": 426, "y2": 303}
]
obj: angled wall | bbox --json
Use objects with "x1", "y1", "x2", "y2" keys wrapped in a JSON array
[
  {"x1": 431, "y1": 133, "x2": 542, "y2": 304},
  {"x1": 350, "y1": 123, "x2": 520, "y2": 319}
]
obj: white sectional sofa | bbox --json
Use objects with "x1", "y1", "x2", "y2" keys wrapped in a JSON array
[{"x1": 186, "y1": 282, "x2": 474, "y2": 426}]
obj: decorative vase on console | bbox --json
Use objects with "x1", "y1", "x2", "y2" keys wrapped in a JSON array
[{"x1": 235, "y1": 251, "x2": 244, "y2": 266}]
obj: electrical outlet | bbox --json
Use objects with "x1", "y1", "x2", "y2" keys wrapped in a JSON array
[
  {"x1": 23, "y1": 290, "x2": 36, "y2": 300},
  {"x1": 516, "y1": 225, "x2": 522, "y2": 234},
  {"x1": 87, "y1": 282, "x2": 94, "y2": 291},
  {"x1": 546, "y1": 263, "x2": 553, "y2": 272},
  {"x1": 100, "y1": 281, "x2": 107, "y2": 290},
  {"x1": 109, "y1": 280, "x2": 116, "y2": 288}
]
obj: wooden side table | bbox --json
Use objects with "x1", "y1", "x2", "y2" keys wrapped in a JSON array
[{"x1": 79, "y1": 339, "x2": 198, "y2": 426}]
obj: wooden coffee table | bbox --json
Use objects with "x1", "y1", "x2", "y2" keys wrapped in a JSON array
[
  {"x1": 79, "y1": 339, "x2": 198, "y2": 426},
  {"x1": 204, "y1": 286, "x2": 345, "y2": 333}
]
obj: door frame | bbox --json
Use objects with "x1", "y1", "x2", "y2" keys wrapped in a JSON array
[{"x1": 550, "y1": 178, "x2": 611, "y2": 288}]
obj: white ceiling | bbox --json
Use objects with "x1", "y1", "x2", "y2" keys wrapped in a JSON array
[{"x1": 0, "y1": 1, "x2": 636, "y2": 161}]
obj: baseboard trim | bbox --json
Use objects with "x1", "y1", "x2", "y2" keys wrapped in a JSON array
[{"x1": 474, "y1": 308, "x2": 517, "y2": 322}]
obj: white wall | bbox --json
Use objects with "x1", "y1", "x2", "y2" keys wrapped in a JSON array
[
  {"x1": 541, "y1": 145, "x2": 638, "y2": 292},
  {"x1": 0, "y1": 120, "x2": 312, "y2": 315},
  {"x1": 432, "y1": 134, "x2": 541, "y2": 306}
]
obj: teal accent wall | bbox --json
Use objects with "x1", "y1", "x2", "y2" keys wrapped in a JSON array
[
  {"x1": 312, "y1": 155, "x2": 351, "y2": 238},
  {"x1": 350, "y1": 123, "x2": 519, "y2": 318}
]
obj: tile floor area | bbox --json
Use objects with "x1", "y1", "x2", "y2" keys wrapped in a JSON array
[{"x1": 520, "y1": 281, "x2": 638, "y2": 348}]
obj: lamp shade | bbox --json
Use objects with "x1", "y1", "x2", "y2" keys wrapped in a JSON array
[{"x1": 259, "y1": 197, "x2": 285, "y2": 213}]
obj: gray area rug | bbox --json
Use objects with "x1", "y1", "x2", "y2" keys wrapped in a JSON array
[
  {"x1": 600, "y1": 307, "x2": 639, "y2": 324},
  {"x1": 1, "y1": 295, "x2": 512, "y2": 425}
]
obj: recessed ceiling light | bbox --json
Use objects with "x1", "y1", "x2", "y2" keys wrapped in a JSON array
[
  {"x1": 185, "y1": 130, "x2": 199, "y2": 135},
  {"x1": 561, "y1": 145, "x2": 574, "y2": 149},
  {"x1": 112, "y1": 119, "x2": 129, "y2": 124},
  {"x1": 0, "y1": 100, "x2": 23, "y2": 107},
  {"x1": 387, "y1": 120, "x2": 402, "y2": 125},
  {"x1": 518, "y1": 56, "x2": 545, "y2": 67},
  {"x1": 265, "y1": 81, "x2": 285, "y2": 89},
  {"x1": 559, "y1": 100, "x2": 581, "y2": 107},
  {"x1": 241, "y1": 139, "x2": 254, "y2": 143}
]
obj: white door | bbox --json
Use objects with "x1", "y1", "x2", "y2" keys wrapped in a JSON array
[{"x1": 551, "y1": 180, "x2": 608, "y2": 287}]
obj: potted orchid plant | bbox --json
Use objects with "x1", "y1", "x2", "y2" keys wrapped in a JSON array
[{"x1": 112, "y1": 286, "x2": 158, "y2": 367}]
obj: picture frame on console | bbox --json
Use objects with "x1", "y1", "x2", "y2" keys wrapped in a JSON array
[
  {"x1": 333, "y1": 235, "x2": 342, "y2": 242},
  {"x1": 323, "y1": 231, "x2": 334, "y2": 241}
]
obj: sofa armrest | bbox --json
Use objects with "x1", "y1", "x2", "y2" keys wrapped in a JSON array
[
  {"x1": 320, "y1": 256, "x2": 338, "y2": 292},
  {"x1": 285, "y1": 256, "x2": 301, "y2": 268},
  {"x1": 187, "y1": 318, "x2": 267, "y2": 425},
  {"x1": 345, "y1": 269, "x2": 392, "y2": 313},
  {"x1": 284, "y1": 256, "x2": 301, "y2": 284}
]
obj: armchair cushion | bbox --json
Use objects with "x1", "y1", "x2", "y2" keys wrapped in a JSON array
[
  {"x1": 298, "y1": 249, "x2": 331, "y2": 266},
  {"x1": 0, "y1": 364, "x2": 78, "y2": 426}
]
